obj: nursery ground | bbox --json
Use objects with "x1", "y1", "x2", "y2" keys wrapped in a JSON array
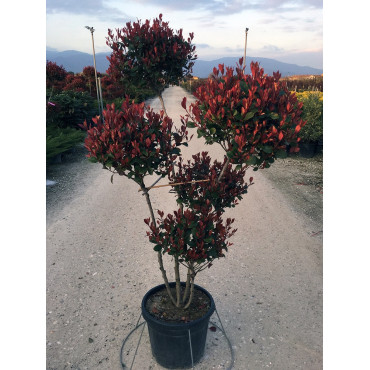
[
  {"x1": 46, "y1": 86, "x2": 322, "y2": 369},
  {"x1": 47, "y1": 147, "x2": 323, "y2": 238}
]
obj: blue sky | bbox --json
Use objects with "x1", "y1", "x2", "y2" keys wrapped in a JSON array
[{"x1": 46, "y1": 0, "x2": 323, "y2": 69}]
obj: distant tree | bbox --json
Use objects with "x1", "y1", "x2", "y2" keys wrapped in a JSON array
[
  {"x1": 63, "y1": 76, "x2": 87, "y2": 93},
  {"x1": 100, "y1": 74, "x2": 125, "y2": 101},
  {"x1": 46, "y1": 61, "x2": 67, "y2": 91},
  {"x1": 82, "y1": 66, "x2": 101, "y2": 96}
]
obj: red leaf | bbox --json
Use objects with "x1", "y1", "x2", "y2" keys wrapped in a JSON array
[{"x1": 181, "y1": 97, "x2": 187, "y2": 110}]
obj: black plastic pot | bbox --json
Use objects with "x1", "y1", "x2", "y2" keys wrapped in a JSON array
[{"x1": 141, "y1": 282, "x2": 215, "y2": 369}]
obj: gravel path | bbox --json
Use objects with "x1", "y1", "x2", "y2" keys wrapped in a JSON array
[{"x1": 46, "y1": 86, "x2": 322, "y2": 369}]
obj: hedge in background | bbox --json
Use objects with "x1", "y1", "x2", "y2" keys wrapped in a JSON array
[
  {"x1": 296, "y1": 91, "x2": 323, "y2": 143},
  {"x1": 47, "y1": 90, "x2": 98, "y2": 129},
  {"x1": 46, "y1": 125, "x2": 85, "y2": 164}
]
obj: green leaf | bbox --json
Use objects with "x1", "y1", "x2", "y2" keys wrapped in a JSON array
[
  {"x1": 210, "y1": 127, "x2": 216, "y2": 134},
  {"x1": 186, "y1": 121, "x2": 196, "y2": 128},
  {"x1": 226, "y1": 150, "x2": 234, "y2": 159},
  {"x1": 88, "y1": 157, "x2": 98, "y2": 163},
  {"x1": 246, "y1": 156, "x2": 257, "y2": 165},
  {"x1": 244, "y1": 111, "x2": 255, "y2": 121},
  {"x1": 262, "y1": 145, "x2": 273, "y2": 154},
  {"x1": 240, "y1": 80, "x2": 248, "y2": 93},
  {"x1": 276, "y1": 149, "x2": 288, "y2": 159},
  {"x1": 270, "y1": 112, "x2": 280, "y2": 120},
  {"x1": 153, "y1": 245, "x2": 162, "y2": 252}
]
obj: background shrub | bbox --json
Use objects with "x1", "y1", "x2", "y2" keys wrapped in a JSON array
[
  {"x1": 46, "y1": 125, "x2": 85, "y2": 164},
  {"x1": 47, "y1": 90, "x2": 98, "y2": 129},
  {"x1": 296, "y1": 91, "x2": 323, "y2": 143}
]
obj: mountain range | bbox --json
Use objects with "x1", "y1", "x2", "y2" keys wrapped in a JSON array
[{"x1": 46, "y1": 49, "x2": 323, "y2": 78}]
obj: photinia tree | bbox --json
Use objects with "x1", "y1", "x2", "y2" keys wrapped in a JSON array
[
  {"x1": 100, "y1": 74, "x2": 126, "y2": 101},
  {"x1": 106, "y1": 13, "x2": 196, "y2": 114},
  {"x1": 82, "y1": 66, "x2": 99, "y2": 96},
  {"x1": 63, "y1": 75, "x2": 87, "y2": 93},
  {"x1": 83, "y1": 14, "x2": 306, "y2": 311},
  {"x1": 46, "y1": 61, "x2": 67, "y2": 92}
]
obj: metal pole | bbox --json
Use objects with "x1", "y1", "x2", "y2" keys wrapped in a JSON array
[
  {"x1": 243, "y1": 27, "x2": 249, "y2": 72},
  {"x1": 98, "y1": 77, "x2": 104, "y2": 122},
  {"x1": 85, "y1": 26, "x2": 101, "y2": 117}
]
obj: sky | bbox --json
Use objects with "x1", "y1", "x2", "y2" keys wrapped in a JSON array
[{"x1": 46, "y1": 0, "x2": 323, "y2": 69}]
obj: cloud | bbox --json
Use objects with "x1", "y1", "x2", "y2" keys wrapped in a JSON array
[
  {"x1": 261, "y1": 44, "x2": 285, "y2": 53},
  {"x1": 46, "y1": 0, "x2": 129, "y2": 23},
  {"x1": 196, "y1": 43, "x2": 212, "y2": 48},
  {"x1": 132, "y1": 0, "x2": 322, "y2": 15}
]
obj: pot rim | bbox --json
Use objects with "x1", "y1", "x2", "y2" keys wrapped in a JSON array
[{"x1": 141, "y1": 282, "x2": 216, "y2": 329}]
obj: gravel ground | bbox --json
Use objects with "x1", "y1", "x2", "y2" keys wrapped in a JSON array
[{"x1": 46, "y1": 86, "x2": 322, "y2": 369}]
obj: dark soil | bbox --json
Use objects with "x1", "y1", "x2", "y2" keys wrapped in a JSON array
[{"x1": 145, "y1": 286, "x2": 211, "y2": 323}]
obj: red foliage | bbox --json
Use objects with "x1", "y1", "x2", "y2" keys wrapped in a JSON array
[
  {"x1": 168, "y1": 151, "x2": 251, "y2": 212},
  {"x1": 100, "y1": 75, "x2": 125, "y2": 100},
  {"x1": 63, "y1": 76, "x2": 87, "y2": 92},
  {"x1": 46, "y1": 61, "x2": 67, "y2": 91},
  {"x1": 106, "y1": 14, "x2": 196, "y2": 93},
  {"x1": 145, "y1": 207, "x2": 236, "y2": 263},
  {"x1": 82, "y1": 97, "x2": 189, "y2": 183},
  {"x1": 82, "y1": 66, "x2": 97, "y2": 79},
  {"x1": 184, "y1": 60, "x2": 306, "y2": 169}
]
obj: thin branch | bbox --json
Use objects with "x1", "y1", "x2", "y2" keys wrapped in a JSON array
[
  {"x1": 182, "y1": 267, "x2": 192, "y2": 304},
  {"x1": 138, "y1": 179, "x2": 209, "y2": 192},
  {"x1": 174, "y1": 256, "x2": 181, "y2": 307},
  {"x1": 158, "y1": 92, "x2": 168, "y2": 117},
  {"x1": 140, "y1": 180, "x2": 177, "y2": 307},
  {"x1": 143, "y1": 174, "x2": 165, "y2": 192},
  {"x1": 217, "y1": 157, "x2": 230, "y2": 183},
  {"x1": 184, "y1": 271, "x2": 195, "y2": 310}
]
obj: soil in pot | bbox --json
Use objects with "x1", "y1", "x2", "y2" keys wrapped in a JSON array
[{"x1": 145, "y1": 285, "x2": 211, "y2": 323}]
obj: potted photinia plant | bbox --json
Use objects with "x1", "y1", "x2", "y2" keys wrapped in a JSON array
[{"x1": 82, "y1": 14, "x2": 305, "y2": 369}]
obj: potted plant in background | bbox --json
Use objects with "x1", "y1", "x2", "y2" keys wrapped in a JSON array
[{"x1": 82, "y1": 14, "x2": 305, "y2": 369}]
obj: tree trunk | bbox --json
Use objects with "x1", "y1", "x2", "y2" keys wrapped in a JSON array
[
  {"x1": 158, "y1": 92, "x2": 168, "y2": 117},
  {"x1": 217, "y1": 157, "x2": 230, "y2": 183},
  {"x1": 182, "y1": 267, "x2": 192, "y2": 304},
  {"x1": 174, "y1": 256, "x2": 181, "y2": 307},
  {"x1": 140, "y1": 181, "x2": 177, "y2": 306},
  {"x1": 184, "y1": 269, "x2": 195, "y2": 310}
]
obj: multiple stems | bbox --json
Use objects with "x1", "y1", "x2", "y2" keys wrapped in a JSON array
[{"x1": 142, "y1": 90, "x2": 230, "y2": 309}]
